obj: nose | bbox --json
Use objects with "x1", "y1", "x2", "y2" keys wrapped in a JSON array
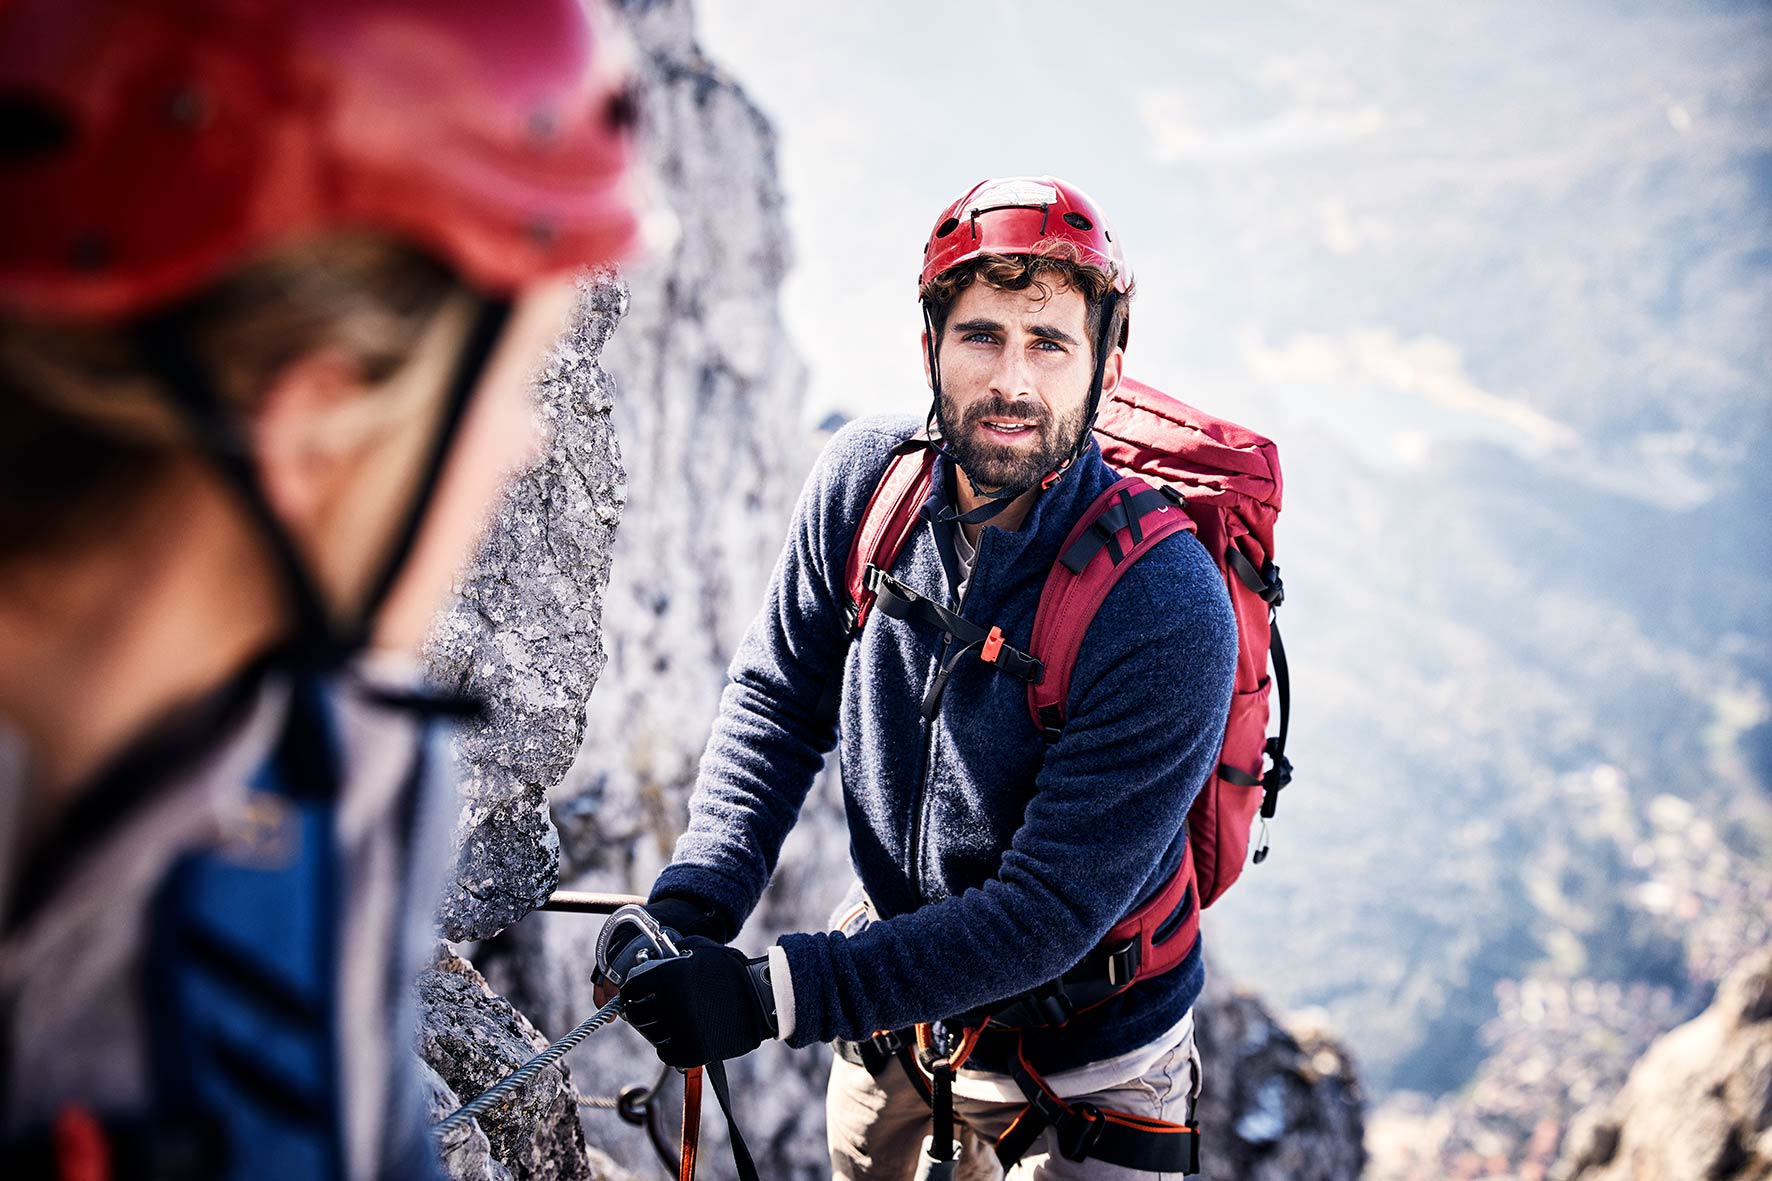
[{"x1": 988, "y1": 340, "x2": 1038, "y2": 402}]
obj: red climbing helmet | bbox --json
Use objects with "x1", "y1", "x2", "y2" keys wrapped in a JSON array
[
  {"x1": 918, "y1": 176, "x2": 1132, "y2": 297},
  {"x1": 0, "y1": 0, "x2": 643, "y2": 321}
]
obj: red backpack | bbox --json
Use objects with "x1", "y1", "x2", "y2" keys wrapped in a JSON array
[{"x1": 842, "y1": 378, "x2": 1290, "y2": 924}]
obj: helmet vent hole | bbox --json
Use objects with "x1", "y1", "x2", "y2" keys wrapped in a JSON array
[
  {"x1": 935, "y1": 217, "x2": 960, "y2": 239},
  {"x1": 1063, "y1": 212, "x2": 1093, "y2": 232},
  {"x1": 0, "y1": 94, "x2": 73, "y2": 160},
  {"x1": 606, "y1": 88, "x2": 641, "y2": 132},
  {"x1": 69, "y1": 232, "x2": 111, "y2": 271}
]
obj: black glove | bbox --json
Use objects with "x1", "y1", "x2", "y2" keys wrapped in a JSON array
[{"x1": 620, "y1": 936, "x2": 778, "y2": 1069}]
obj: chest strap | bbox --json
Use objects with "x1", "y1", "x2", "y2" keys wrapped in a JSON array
[{"x1": 863, "y1": 565, "x2": 1044, "y2": 719}]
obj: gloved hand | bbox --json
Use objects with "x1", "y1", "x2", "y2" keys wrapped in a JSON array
[
  {"x1": 594, "y1": 895, "x2": 731, "y2": 1005},
  {"x1": 620, "y1": 936, "x2": 778, "y2": 1069}
]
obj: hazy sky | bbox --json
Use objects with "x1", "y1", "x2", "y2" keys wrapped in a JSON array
[{"x1": 696, "y1": 1, "x2": 1771, "y2": 504}]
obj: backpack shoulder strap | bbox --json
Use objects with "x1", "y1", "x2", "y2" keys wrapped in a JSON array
[
  {"x1": 1027, "y1": 476, "x2": 1197, "y2": 742},
  {"x1": 842, "y1": 437, "x2": 939, "y2": 634}
]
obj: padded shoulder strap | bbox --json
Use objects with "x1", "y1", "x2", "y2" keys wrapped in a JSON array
[
  {"x1": 842, "y1": 438, "x2": 938, "y2": 633},
  {"x1": 1027, "y1": 476, "x2": 1196, "y2": 741}
]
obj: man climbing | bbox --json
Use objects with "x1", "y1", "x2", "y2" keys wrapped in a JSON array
[
  {"x1": 0, "y1": 1, "x2": 640, "y2": 1176},
  {"x1": 618, "y1": 177, "x2": 1241, "y2": 1178}
]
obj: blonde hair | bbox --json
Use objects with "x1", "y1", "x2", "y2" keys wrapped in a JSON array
[{"x1": 0, "y1": 236, "x2": 463, "y2": 559}]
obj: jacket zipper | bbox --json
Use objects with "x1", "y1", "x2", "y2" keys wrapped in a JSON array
[{"x1": 908, "y1": 547, "x2": 975, "y2": 903}]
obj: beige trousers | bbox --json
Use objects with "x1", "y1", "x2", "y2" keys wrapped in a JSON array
[{"x1": 826, "y1": 1029, "x2": 1202, "y2": 1181}]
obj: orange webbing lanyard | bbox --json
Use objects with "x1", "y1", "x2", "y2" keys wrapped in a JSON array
[{"x1": 677, "y1": 1066, "x2": 703, "y2": 1181}]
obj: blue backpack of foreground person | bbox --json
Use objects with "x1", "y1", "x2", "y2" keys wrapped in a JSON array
[{"x1": 0, "y1": 0, "x2": 641, "y2": 1176}]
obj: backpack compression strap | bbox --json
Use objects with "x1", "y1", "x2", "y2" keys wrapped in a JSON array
[
  {"x1": 984, "y1": 837, "x2": 1200, "y2": 1031},
  {"x1": 842, "y1": 439, "x2": 938, "y2": 634},
  {"x1": 1026, "y1": 476, "x2": 1197, "y2": 743},
  {"x1": 1221, "y1": 548, "x2": 1293, "y2": 857}
]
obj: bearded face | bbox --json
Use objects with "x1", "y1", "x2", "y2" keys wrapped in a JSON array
[
  {"x1": 929, "y1": 278, "x2": 1100, "y2": 495},
  {"x1": 935, "y1": 386, "x2": 1088, "y2": 492}
]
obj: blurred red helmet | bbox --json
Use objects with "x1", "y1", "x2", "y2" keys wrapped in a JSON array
[
  {"x1": 918, "y1": 176, "x2": 1131, "y2": 296},
  {"x1": 0, "y1": 0, "x2": 644, "y2": 321}
]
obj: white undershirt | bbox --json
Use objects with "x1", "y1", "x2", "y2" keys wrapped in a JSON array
[{"x1": 952, "y1": 523, "x2": 979, "y2": 601}]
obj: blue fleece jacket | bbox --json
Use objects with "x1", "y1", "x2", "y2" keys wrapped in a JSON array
[{"x1": 652, "y1": 415, "x2": 1238, "y2": 1074}]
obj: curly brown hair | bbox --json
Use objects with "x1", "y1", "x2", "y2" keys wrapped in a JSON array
[{"x1": 919, "y1": 240, "x2": 1132, "y2": 354}]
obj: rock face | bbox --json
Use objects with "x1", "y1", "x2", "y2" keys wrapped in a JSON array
[
  {"x1": 1194, "y1": 969, "x2": 1367, "y2": 1181},
  {"x1": 1552, "y1": 948, "x2": 1772, "y2": 1181},
  {"x1": 420, "y1": 1059, "x2": 515, "y2": 1181},
  {"x1": 552, "y1": 0, "x2": 809, "y2": 880},
  {"x1": 416, "y1": 951, "x2": 594, "y2": 1181},
  {"x1": 469, "y1": 2, "x2": 821, "y2": 1173},
  {"x1": 426, "y1": 273, "x2": 630, "y2": 943}
]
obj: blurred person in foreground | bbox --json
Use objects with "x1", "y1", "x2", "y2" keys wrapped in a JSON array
[{"x1": 0, "y1": 1, "x2": 641, "y2": 1176}]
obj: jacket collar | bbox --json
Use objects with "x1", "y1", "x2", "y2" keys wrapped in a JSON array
[{"x1": 919, "y1": 440, "x2": 1113, "y2": 598}]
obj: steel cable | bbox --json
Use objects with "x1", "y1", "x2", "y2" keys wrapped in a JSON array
[{"x1": 436, "y1": 997, "x2": 625, "y2": 1135}]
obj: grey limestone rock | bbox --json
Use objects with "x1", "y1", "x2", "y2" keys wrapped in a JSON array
[
  {"x1": 1193, "y1": 966, "x2": 1367, "y2": 1181},
  {"x1": 419, "y1": 1059, "x2": 516, "y2": 1181},
  {"x1": 427, "y1": 272, "x2": 630, "y2": 942},
  {"x1": 416, "y1": 949, "x2": 595, "y2": 1181},
  {"x1": 555, "y1": 0, "x2": 808, "y2": 884},
  {"x1": 1552, "y1": 948, "x2": 1772, "y2": 1181}
]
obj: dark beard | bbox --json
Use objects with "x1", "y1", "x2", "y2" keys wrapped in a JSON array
[{"x1": 935, "y1": 390, "x2": 1087, "y2": 493}]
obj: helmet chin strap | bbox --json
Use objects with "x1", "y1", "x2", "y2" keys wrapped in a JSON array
[
  {"x1": 132, "y1": 295, "x2": 513, "y2": 672},
  {"x1": 922, "y1": 289, "x2": 1120, "y2": 529},
  {"x1": 922, "y1": 302, "x2": 1023, "y2": 528}
]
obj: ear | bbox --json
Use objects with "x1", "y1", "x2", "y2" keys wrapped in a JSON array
[
  {"x1": 1099, "y1": 345, "x2": 1124, "y2": 400},
  {"x1": 921, "y1": 328, "x2": 934, "y2": 390},
  {"x1": 250, "y1": 349, "x2": 369, "y2": 535}
]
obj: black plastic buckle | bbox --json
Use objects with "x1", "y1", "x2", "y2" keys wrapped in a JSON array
[
  {"x1": 858, "y1": 1031, "x2": 902, "y2": 1075},
  {"x1": 1260, "y1": 741, "x2": 1293, "y2": 818},
  {"x1": 1263, "y1": 561, "x2": 1285, "y2": 607},
  {"x1": 1158, "y1": 483, "x2": 1185, "y2": 506},
  {"x1": 1037, "y1": 704, "x2": 1066, "y2": 747},
  {"x1": 1104, "y1": 939, "x2": 1142, "y2": 988},
  {"x1": 1057, "y1": 1103, "x2": 1106, "y2": 1162},
  {"x1": 1028, "y1": 989, "x2": 1075, "y2": 1027}
]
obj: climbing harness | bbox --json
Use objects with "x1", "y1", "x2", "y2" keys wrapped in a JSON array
[{"x1": 835, "y1": 843, "x2": 1205, "y2": 1175}]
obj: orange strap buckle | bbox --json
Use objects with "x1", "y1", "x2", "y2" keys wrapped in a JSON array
[{"x1": 980, "y1": 626, "x2": 1005, "y2": 663}]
